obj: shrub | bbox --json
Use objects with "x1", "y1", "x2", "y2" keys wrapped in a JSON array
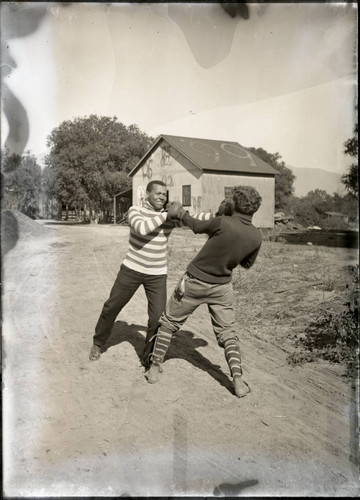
[{"x1": 288, "y1": 267, "x2": 359, "y2": 378}]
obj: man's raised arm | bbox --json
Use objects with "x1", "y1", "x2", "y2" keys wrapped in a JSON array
[
  {"x1": 178, "y1": 210, "x2": 220, "y2": 236},
  {"x1": 169, "y1": 199, "x2": 232, "y2": 234},
  {"x1": 128, "y1": 206, "x2": 167, "y2": 236}
]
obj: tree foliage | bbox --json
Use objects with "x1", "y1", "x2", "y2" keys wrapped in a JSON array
[
  {"x1": 289, "y1": 189, "x2": 358, "y2": 228},
  {"x1": 247, "y1": 147, "x2": 295, "y2": 210},
  {"x1": 341, "y1": 121, "x2": 358, "y2": 198},
  {"x1": 44, "y1": 115, "x2": 153, "y2": 221},
  {"x1": 1, "y1": 148, "x2": 42, "y2": 219}
]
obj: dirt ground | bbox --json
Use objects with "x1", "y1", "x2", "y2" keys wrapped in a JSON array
[{"x1": 2, "y1": 216, "x2": 359, "y2": 497}]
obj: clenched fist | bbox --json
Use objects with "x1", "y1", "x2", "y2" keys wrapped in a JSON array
[{"x1": 166, "y1": 202, "x2": 184, "y2": 220}]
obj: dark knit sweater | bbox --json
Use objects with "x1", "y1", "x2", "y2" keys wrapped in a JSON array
[{"x1": 182, "y1": 211, "x2": 262, "y2": 284}]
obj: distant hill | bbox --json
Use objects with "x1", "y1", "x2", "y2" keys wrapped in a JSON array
[{"x1": 289, "y1": 166, "x2": 346, "y2": 197}]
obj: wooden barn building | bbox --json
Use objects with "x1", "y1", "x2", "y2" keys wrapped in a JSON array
[{"x1": 128, "y1": 135, "x2": 278, "y2": 228}]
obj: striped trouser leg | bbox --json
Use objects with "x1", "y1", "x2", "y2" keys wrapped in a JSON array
[
  {"x1": 150, "y1": 327, "x2": 173, "y2": 365},
  {"x1": 223, "y1": 338, "x2": 243, "y2": 378}
]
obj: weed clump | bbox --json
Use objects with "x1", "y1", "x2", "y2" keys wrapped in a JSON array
[{"x1": 288, "y1": 266, "x2": 359, "y2": 378}]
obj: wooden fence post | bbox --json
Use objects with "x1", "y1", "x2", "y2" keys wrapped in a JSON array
[{"x1": 113, "y1": 196, "x2": 116, "y2": 225}]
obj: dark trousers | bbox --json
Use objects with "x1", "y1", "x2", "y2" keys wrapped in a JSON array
[{"x1": 93, "y1": 264, "x2": 167, "y2": 364}]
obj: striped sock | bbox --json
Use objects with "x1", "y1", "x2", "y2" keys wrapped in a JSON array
[
  {"x1": 151, "y1": 328, "x2": 173, "y2": 364},
  {"x1": 224, "y1": 339, "x2": 243, "y2": 378}
]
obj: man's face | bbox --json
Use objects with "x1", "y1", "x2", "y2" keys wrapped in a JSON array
[{"x1": 147, "y1": 184, "x2": 167, "y2": 210}]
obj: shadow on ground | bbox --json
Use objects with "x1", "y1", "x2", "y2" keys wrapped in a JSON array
[
  {"x1": 103, "y1": 320, "x2": 234, "y2": 395},
  {"x1": 213, "y1": 479, "x2": 259, "y2": 496}
]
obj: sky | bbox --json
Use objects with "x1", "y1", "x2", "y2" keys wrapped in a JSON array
[{"x1": 1, "y1": 2, "x2": 357, "y2": 175}]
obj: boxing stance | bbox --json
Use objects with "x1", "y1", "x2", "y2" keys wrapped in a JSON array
[{"x1": 146, "y1": 186, "x2": 262, "y2": 398}]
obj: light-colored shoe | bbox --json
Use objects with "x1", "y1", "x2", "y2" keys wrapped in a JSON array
[
  {"x1": 145, "y1": 363, "x2": 161, "y2": 384},
  {"x1": 234, "y1": 376, "x2": 250, "y2": 398},
  {"x1": 89, "y1": 344, "x2": 101, "y2": 361}
]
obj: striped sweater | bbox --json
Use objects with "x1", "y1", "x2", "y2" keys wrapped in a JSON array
[{"x1": 122, "y1": 201, "x2": 212, "y2": 275}]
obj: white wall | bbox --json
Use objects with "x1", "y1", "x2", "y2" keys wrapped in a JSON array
[
  {"x1": 202, "y1": 173, "x2": 275, "y2": 228},
  {"x1": 131, "y1": 141, "x2": 275, "y2": 226},
  {"x1": 131, "y1": 141, "x2": 203, "y2": 214}
]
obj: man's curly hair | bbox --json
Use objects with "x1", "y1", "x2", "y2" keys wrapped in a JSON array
[{"x1": 232, "y1": 185, "x2": 262, "y2": 216}]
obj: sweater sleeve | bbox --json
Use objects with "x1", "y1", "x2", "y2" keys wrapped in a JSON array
[
  {"x1": 181, "y1": 212, "x2": 220, "y2": 235},
  {"x1": 172, "y1": 211, "x2": 215, "y2": 228},
  {"x1": 128, "y1": 206, "x2": 167, "y2": 236},
  {"x1": 240, "y1": 244, "x2": 261, "y2": 269}
]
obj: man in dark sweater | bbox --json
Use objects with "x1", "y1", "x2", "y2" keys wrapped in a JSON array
[{"x1": 145, "y1": 186, "x2": 262, "y2": 398}]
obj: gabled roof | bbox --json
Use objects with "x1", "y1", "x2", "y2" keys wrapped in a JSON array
[{"x1": 129, "y1": 134, "x2": 278, "y2": 177}]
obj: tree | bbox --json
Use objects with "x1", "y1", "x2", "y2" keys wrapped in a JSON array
[
  {"x1": 247, "y1": 147, "x2": 295, "y2": 210},
  {"x1": 1, "y1": 148, "x2": 42, "y2": 219},
  {"x1": 44, "y1": 115, "x2": 153, "y2": 221},
  {"x1": 288, "y1": 189, "x2": 357, "y2": 229},
  {"x1": 289, "y1": 189, "x2": 332, "y2": 227},
  {"x1": 341, "y1": 121, "x2": 358, "y2": 198}
]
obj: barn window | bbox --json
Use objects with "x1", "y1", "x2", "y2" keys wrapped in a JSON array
[
  {"x1": 182, "y1": 185, "x2": 191, "y2": 206},
  {"x1": 224, "y1": 187, "x2": 233, "y2": 198}
]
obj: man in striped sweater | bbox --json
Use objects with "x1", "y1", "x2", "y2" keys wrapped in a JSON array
[
  {"x1": 89, "y1": 180, "x2": 211, "y2": 367},
  {"x1": 146, "y1": 186, "x2": 263, "y2": 399}
]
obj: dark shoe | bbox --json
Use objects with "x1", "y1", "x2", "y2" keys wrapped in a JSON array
[
  {"x1": 234, "y1": 376, "x2": 250, "y2": 398},
  {"x1": 145, "y1": 363, "x2": 161, "y2": 384},
  {"x1": 89, "y1": 344, "x2": 101, "y2": 361}
]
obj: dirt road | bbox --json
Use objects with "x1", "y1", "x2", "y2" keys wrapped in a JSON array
[{"x1": 2, "y1": 221, "x2": 359, "y2": 496}]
